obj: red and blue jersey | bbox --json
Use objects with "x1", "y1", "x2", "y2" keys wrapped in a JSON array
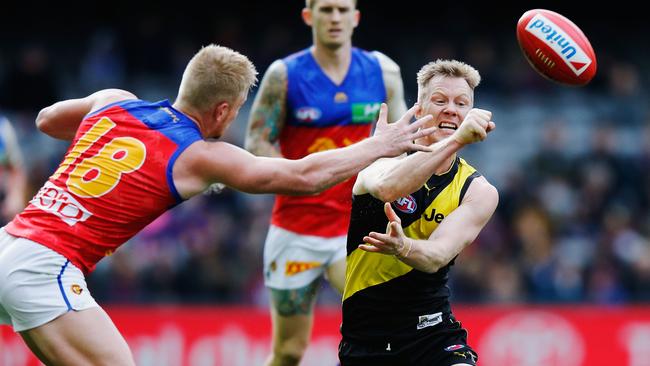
[
  {"x1": 271, "y1": 48, "x2": 386, "y2": 237},
  {"x1": 6, "y1": 100, "x2": 202, "y2": 274}
]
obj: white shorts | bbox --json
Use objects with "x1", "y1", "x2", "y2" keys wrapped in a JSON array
[
  {"x1": 0, "y1": 229, "x2": 98, "y2": 332},
  {"x1": 263, "y1": 225, "x2": 347, "y2": 290}
]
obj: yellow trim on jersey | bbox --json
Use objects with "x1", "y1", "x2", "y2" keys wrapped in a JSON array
[
  {"x1": 343, "y1": 158, "x2": 477, "y2": 301},
  {"x1": 404, "y1": 158, "x2": 476, "y2": 240},
  {"x1": 344, "y1": 249, "x2": 412, "y2": 300}
]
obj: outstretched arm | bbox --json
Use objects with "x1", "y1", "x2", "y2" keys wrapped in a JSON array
[
  {"x1": 36, "y1": 89, "x2": 137, "y2": 140},
  {"x1": 359, "y1": 178, "x2": 498, "y2": 273},
  {"x1": 174, "y1": 104, "x2": 436, "y2": 198},
  {"x1": 244, "y1": 60, "x2": 287, "y2": 157}
]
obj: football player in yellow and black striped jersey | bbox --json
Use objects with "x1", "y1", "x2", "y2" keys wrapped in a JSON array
[{"x1": 339, "y1": 60, "x2": 498, "y2": 366}]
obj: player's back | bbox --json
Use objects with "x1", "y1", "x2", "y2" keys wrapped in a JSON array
[{"x1": 6, "y1": 99, "x2": 203, "y2": 274}]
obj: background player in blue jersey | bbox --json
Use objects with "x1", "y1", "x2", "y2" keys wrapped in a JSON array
[
  {"x1": 244, "y1": 0, "x2": 407, "y2": 365},
  {"x1": 0, "y1": 115, "x2": 27, "y2": 224}
]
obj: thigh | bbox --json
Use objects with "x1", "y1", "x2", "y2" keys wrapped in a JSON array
[
  {"x1": 325, "y1": 256, "x2": 346, "y2": 294},
  {"x1": 0, "y1": 235, "x2": 97, "y2": 332},
  {"x1": 268, "y1": 297, "x2": 314, "y2": 349},
  {"x1": 22, "y1": 307, "x2": 135, "y2": 366},
  {"x1": 338, "y1": 339, "x2": 402, "y2": 366},
  {"x1": 268, "y1": 278, "x2": 321, "y2": 348},
  {"x1": 269, "y1": 277, "x2": 321, "y2": 317}
]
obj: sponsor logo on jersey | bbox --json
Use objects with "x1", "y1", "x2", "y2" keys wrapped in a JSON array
[
  {"x1": 295, "y1": 107, "x2": 322, "y2": 123},
  {"x1": 445, "y1": 344, "x2": 465, "y2": 352},
  {"x1": 71, "y1": 284, "x2": 83, "y2": 295},
  {"x1": 452, "y1": 351, "x2": 477, "y2": 362},
  {"x1": 31, "y1": 181, "x2": 92, "y2": 226},
  {"x1": 285, "y1": 261, "x2": 322, "y2": 276},
  {"x1": 394, "y1": 195, "x2": 417, "y2": 214},
  {"x1": 424, "y1": 208, "x2": 445, "y2": 223},
  {"x1": 351, "y1": 102, "x2": 381, "y2": 124},
  {"x1": 158, "y1": 107, "x2": 180, "y2": 122},
  {"x1": 417, "y1": 312, "x2": 442, "y2": 330},
  {"x1": 334, "y1": 91, "x2": 348, "y2": 103},
  {"x1": 525, "y1": 13, "x2": 592, "y2": 76}
]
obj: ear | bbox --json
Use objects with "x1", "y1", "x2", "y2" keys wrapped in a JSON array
[
  {"x1": 302, "y1": 7, "x2": 312, "y2": 26},
  {"x1": 214, "y1": 101, "x2": 230, "y2": 124},
  {"x1": 353, "y1": 9, "x2": 360, "y2": 28}
]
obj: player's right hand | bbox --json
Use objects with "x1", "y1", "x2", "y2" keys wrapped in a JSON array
[
  {"x1": 452, "y1": 108, "x2": 495, "y2": 145},
  {"x1": 373, "y1": 103, "x2": 436, "y2": 155}
]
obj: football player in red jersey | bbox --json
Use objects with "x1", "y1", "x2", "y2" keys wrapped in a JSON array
[
  {"x1": 0, "y1": 44, "x2": 435, "y2": 366},
  {"x1": 245, "y1": 0, "x2": 407, "y2": 364}
]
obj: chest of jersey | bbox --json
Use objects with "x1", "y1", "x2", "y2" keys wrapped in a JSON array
[{"x1": 283, "y1": 48, "x2": 386, "y2": 128}]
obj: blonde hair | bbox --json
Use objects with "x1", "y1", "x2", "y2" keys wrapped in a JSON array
[
  {"x1": 177, "y1": 44, "x2": 258, "y2": 112},
  {"x1": 416, "y1": 59, "x2": 481, "y2": 103},
  {"x1": 306, "y1": 0, "x2": 357, "y2": 9}
]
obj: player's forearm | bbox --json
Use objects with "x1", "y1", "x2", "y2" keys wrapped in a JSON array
[
  {"x1": 397, "y1": 237, "x2": 465, "y2": 273},
  {"x1": 298, "y1": 137, "x2": 391, "y2": 193},
  {"x1": 369, "y1": 138, "x2": 463, "y2": 201}
]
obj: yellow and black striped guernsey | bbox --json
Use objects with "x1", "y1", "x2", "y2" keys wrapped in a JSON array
[{"x1": 341, "y1": 156, "x2": 480, "y2": 343}]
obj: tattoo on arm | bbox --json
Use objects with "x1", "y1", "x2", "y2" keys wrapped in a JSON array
[{"x1": 246, "y1": 61, "x2": 288, "y2": 157}]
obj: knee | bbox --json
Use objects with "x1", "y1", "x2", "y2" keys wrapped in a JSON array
[
  {"x1": 272, "y1": 338, "x2": 308, "y2": 366},
  {"x1": 271, "y1": 352, "x2": 302, "y2": 366}
]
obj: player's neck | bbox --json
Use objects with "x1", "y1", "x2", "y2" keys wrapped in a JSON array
[
  {"x1": 435, "y1": 154, "x2": 457, "y2": 175},
  {"x1": 311, "y1": 43, "x2": 352, "y2": 84},
  {"x1": 172, "y1": 101, "x2": 208, "y2": 137}
]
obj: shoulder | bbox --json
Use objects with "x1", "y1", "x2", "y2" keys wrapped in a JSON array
[
  {"x1": 371, "y1": 51, "x2": 401, "y2": 74},
  {"x1": 259, "y1": 60, "x2": 288, "y2": 87},
  {"x1": 463, "y1": 175, "x2": 499, "y2": 209},
  {"x1": 90, "y1": 89, "x2": 138, "y2": 111},
  {"x1": 265, "y1": 60, "x2": 288, "y2": 78}
]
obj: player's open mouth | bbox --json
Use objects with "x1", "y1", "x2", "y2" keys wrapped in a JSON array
[{"x1": 439, "y1": 122, "x2": 457, "y2": 130}]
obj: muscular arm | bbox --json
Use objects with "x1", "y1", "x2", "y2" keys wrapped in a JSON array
[
  {"x1": 174, "y1": 104, "x2": 435, "y2": 198},
  {"x1": 36, "y1": 89, "x2": 137, "y2": 140},
  {"x1": 355, "y1": 109, "x2": 495, "y2": 202},
  {"x1": 244, "y1": 60, "x2": 287, "y2": 157},
  {"x1": 374, "y1": 51, "x2": 407, "y2": 122},
  {"x1": 361, "y1": 178, "x2": 498, "y2": 273},
  {"x1": 353, "y1": 137, "x2": 464, "y2": 202}
]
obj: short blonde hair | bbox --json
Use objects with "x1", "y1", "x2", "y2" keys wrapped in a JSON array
[
  {"x1": 306, "y1": 0, "x2": 357, "y2": 9},
  {"x1": 416, "y1": 59, "x2": 481, "y2": 103},
  {"x1": 177, "y1": 44, "x2": 258, "y2": 112}
]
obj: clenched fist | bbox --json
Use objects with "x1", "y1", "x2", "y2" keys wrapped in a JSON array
[{"x1": 452, "y1": 108, "x2": 495, "y2": 145}]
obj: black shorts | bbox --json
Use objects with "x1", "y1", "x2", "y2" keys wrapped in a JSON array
[{"x1": 339, "y1": 314, "x2": 477, "y2": 366}]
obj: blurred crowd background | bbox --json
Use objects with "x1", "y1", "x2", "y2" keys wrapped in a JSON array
[{"x1": 1, "y1": 2, "x2": 648, "y2": 307}]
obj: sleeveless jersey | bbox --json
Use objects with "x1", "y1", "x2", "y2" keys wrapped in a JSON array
[
  {"x1": 341, "y1": 157, "x2": 481, "y2": 342},
  {"x1": 6, "y1": 100, "x2": 202, "y2": 274},
  {"x1": 271, "y1": 48, "x2": 386, "y2": 237}
]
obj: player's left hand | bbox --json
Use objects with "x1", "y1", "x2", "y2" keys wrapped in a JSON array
[{"x1": 359, "y1": 202, "x2": 412, "y2": 258}]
